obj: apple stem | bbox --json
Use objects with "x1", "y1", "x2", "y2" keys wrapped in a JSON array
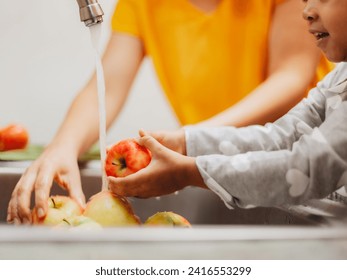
[
  {"x1": 62, "y1": 218, "x2": 71, "y2": 226},
  {"x1": 51, "y1": 198, "x2": 56, "y2": 209},
  {"x1": 112, "y1": 158, "x2": 126, "y2": 170}
]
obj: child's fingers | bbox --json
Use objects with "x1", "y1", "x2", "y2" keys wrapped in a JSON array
[
  {"x1": 138, "y1": 129, "x2": 148, "y2": 137},
  {"x1": 108, "y1": 176, "x2": 132, "y2": 197},
  {"x1": 108, "y1": 175, "x2": 148, "y2": 198},
  {"x1": 138, "y1": 134, "x2": 162, "y2": 152}
]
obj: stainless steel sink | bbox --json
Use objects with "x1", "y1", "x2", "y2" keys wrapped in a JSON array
[
  {"x1": 1, "y1": 161, "x2": 347, "y2": 260},
  {"x1": 0, "y1": 160, "x2": 344, "y2": 226}
]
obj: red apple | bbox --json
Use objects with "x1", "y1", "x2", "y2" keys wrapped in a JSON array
[
  {"x1": 144, "y1": 211, "x2": 191, "y2": 227},
  {"x1": 32, "y1": 195, "x2": 83, "y2": 226},
  {"x1": 83, "y1": 191, "x2": 141, "y2": 227},
  {"x1": 0, "y1": 124, "x2": 29, "y2": 151},
  {"x1": 105, "y1": 138, "x2": 151, "y2": 178}
]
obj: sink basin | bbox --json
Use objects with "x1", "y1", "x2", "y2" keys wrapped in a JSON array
[
  {"x1": 0, "y1": 160, "x2": 344, "y2": 226},
  {"x1": 1, "y1": 161, "x2": 347, "y2": 260}
]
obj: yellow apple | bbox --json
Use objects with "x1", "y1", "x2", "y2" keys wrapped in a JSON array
[
  {"x1": 83, "y1": 191, "x2": 140, "y2": 227},
  {"x1": 56, "y1": 215, "x2": 102, "y2": 230},
  {"x1": 32, "y1": 195, "x2": 83, "y2": 226},
  {"x1": 144, "y1": 211, "x2": 191, "y2": 227}
]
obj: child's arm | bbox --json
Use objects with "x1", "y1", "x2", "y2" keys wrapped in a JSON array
[
  {"x1": 187, "y1": 87, "x2": 325, "y2": 157},
  {"x1": 189, "y1": 99, "x2": 347, "y2": 208}
]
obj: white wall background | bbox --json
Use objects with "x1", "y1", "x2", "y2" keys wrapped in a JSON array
[{"x1": 0, "y1": 0, "x2": 179, "y2": 146}]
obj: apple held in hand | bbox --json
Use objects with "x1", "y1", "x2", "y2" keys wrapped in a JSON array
[
  {"x1": 144, "y1": 211, "x2": 191, "y2": 227},
  {"x1": 32, "y1": 195, "x2": 83, "y2": 226},
  {"x1": 105, "y1": 138, "x2": 151, "y2": 178},
  {"x1": 83, "y1": 191, "x2": 141, "y2": 227},
  {"x1": 0, "y1": 124, "x2": 29, "y2": 151}
]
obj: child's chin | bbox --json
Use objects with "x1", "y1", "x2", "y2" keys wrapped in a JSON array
[{"x1": 324, "y1": 50, "x2": 346, "y2": 63}]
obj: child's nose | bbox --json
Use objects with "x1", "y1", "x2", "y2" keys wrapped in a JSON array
[{"x1": 302, "y1": 3, "x2": 318, "y2": 22}]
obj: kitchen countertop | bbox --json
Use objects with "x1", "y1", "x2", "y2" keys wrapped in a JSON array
[{"x1": 1, "y1": 225, "x2": 347, "y2": 259}]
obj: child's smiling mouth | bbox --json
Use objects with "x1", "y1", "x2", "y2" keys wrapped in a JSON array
[
  {"x1": 310, "y1": 30, "x2": 330, "y2": 41},
  {"x1": 309, "y1": 29, "x2": 330, "y2": 50},
  {"x1": 314, "y1": 32, "x2": 329, "y2": 40}
]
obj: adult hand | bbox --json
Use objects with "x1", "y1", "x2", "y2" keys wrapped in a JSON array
[{"x1": 7, "y1": 145, "x2": 85, "y2": 225}]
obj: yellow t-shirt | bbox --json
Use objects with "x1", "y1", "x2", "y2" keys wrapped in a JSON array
[{"x1": 112, "y1": 0, "x2": 332, "y2": 125}]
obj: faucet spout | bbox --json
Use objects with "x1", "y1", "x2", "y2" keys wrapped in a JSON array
[{"x1": 76, "y1": 0, "x2": 104, "y2": 27}]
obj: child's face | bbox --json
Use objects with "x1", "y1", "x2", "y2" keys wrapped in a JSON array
[{"x1": 302, "y1": 0, "x2": 347, "y2": 62}]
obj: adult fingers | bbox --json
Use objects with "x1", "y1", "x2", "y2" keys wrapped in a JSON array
[
  {"x1": 7, "y1": 168, "x2": 37, "y2": 224},
  {"x1": 66, "y1": 173, "x2": 86, "y2": 209},
  {"x1": 34, "y1": 166, "x2": 56, "y2": 220},
  {"x1": 53, "y1": 163, "x2": 86, "y2": 209}
]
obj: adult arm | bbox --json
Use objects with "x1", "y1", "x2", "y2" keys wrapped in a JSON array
[
  {"x1": 7, "y1": 33, "x2": 144, "y2": 224},
  {"x1": 198, "y1": 0, "x2": 322, "y2": 127}
]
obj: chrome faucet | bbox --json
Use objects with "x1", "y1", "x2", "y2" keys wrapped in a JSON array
[{"x1": 76, "y1": 0, "x2": 104, "y2": 27}]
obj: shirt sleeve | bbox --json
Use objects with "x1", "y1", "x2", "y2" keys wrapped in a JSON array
[
  {"x1": 185, "y1": 66, "x2": 347, "y2": 209},
  {"x1": 186, "y1": 85, "x2": 326, "y2": 157},
  {"x1": 111, "y1": 0, "x2": 141, "y2": 37}
]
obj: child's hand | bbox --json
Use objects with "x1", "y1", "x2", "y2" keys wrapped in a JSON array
[
  {"x1": 108, "y1": 131, "x2": 205, "y2": 198},
  {"x1": 138, "y1": 128, "x2": 186, "y2": 155}
]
